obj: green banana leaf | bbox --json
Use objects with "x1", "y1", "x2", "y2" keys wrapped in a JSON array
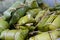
[
  {"x1": 45, "y1": 14, "x2": 57, "y2": 24},
  {"x1": 26, "y1": 8, "x2": 41, "y2": 17},
  {"x1": 49, "y1": 30, "x2": 59, "y2": 40},
  {"x1": 49, "y1": 15, "x2": 60, "y2": 30},
  {"x1": 37, "y1": 10, "x2": 51, "y2": 31},
  {"x1": 25, "y1": 0, "x2": 39, "y2": 8},
  {"x1": 42, "y1": 14, "x2": 58, "y2": 31},
  {"x1": 29, "y1": 30, "x2": 60, "y2": 40},
  {"x1": 2, "y1": 0, "x2": 25, "y2": 20},
  {"x1": 35, "y1": 10, "x2": 46, "y2": 22},
  {"x1": 9, "y1": 6, "x2": 29, "y2": 25},
  {"x1": 0, "y1": 29, "x2": 29, "y2": 40},
  {"x1": 0, "y1": 20, "x2": 9, "y2": 34},
  {"x1": 37, "y1": 15, "x2": 50, "y2": 31},
  {"x1": 29, "y1": 32, "x2": 51, "y2": 40},
  {"x1": 17, "y1": 15, "x2": 35, "y2": 26}
]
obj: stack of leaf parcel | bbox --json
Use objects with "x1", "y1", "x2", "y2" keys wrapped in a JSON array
[{"x1": 0, "y1": 0, "x2": 60, "y2": 40}]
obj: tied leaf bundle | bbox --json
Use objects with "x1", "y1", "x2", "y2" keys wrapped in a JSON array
[
  {"x1": 29, "y1": 30, "x2": 60, "y2": 40},
  {"x1": 0, "y1": 29, "x2": 29, "y2": 40}
]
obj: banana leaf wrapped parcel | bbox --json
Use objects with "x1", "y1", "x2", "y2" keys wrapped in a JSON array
[
  {"x1": 9, "y1": 6, "x2": 29, "y2": 25},
  {"x1": 37, "y1": 10, "x2": 51, "y2": 31},
  {"x1": 0, "y1": 20, "x2": 9, "y2": 34},
  {"x1": 42, "y1": 15, "x2": 60, "y2": 31},
  {"x1": 48, "y1": 15, "x2": 60, "y2": 30},
  {"x1": 17, "y1": 15, "x2": 35, "y2": 26},
  {"x1": 29, "y1": 30, "x2": 60, "y2": 40},
  {"x1": 0, "y1": 29, "x2": 29, "y2": 40},
  {"x1": 37, "y1": 12, "x2": 60, "y2": 31},
  {"x1": 2, "y1": 0, "x2": 25, "y2": 20}
]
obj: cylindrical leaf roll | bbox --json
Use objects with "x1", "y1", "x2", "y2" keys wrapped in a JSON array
[
  {"x1": 0, "y1": 29, "x2": 29, "y2": 40},
  {"x1": 2, "y1": 0, "x2": 25, "y2": 20}
]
